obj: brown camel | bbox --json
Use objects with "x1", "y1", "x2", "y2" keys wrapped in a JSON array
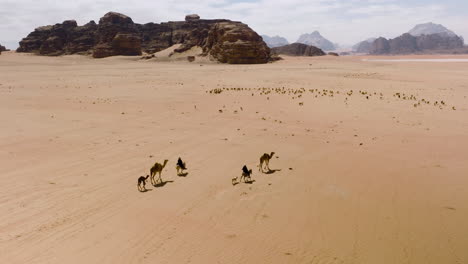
[
  {"x1": 258, "y1": 152, "x2": 275, "y2": 173},
  {"x1": 150, "y1": 160, "x2": 168, "y2": 186}
]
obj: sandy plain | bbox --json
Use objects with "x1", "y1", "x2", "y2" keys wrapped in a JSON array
[{"x1": 1, "y1": 51, "x2": 468, "y2": 264}]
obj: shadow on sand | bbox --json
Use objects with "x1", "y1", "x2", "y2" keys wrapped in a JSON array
[
  {"x1": 243, "y1": 179, "x2": 256, "y2": 184},
  {"x1": 153, "y1": 180, "x2": 175, "y2": 188},
  {"x1": 139, "y1": 188, "x2": 153, "y2": 193},
  {"x1": 264, "y1": 169, "x2": 281, "y2": 174},
  {"x1": 177, "y1": 172, "x2": 189, "y2": 177}
]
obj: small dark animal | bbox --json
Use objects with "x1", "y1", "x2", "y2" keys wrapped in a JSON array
[
  {"x1": 240, "y1": 165, "x2": 253, "y2": 183},
  {"x1": 176, "y1": 157, "x2": 187, "y2": 175},
  {"x1": 138, "y1": 175, "x2": 150, "y2": 192}
]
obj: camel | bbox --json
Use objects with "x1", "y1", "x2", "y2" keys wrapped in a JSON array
[
  {"x1": 137, "y1": 175, "x2": 149, "y2": 192},
  {"x1": 176, "y1": 157, "x2": 187, "y2": 175},
  {"x1": 258, "y1": 152, "x2": 275, "y2": 173},
  {"x1": 150, "y1": 160, "x2": 168, "y2": 186},
  {"x1": 240, "y1": 165, "x2": 253, "y2": 183}
]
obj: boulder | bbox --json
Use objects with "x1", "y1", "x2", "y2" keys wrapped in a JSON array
[
  {"x1": 271, "y1": 43, "x2": 325, "y2": 56},
  {"x1": 328, "y1": 52, "x2": 339, "y2": 56},
  {"x1": 187, "y1": 56, "x2": 196, "y2": 62},
  {"x1": 204, "y1": 22, "x2": 270, "y2": 64},
  {"x1": 185, "y1": 14, "x2": 200, "y2": 22}
]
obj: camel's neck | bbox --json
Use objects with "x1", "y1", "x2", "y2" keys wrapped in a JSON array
[{"x1": 162, "y1": 161, "x2": 168, "y2": 168}]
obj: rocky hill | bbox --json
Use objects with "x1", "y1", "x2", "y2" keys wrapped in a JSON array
[
  {"x1": 370, "y1": 23, "x2": 464, "y2": 55},
  {"x1": 261, "y1": 35, "x2": 289, "y2": 48},
  {"x1": 408, "y1": 22, "x2": 457, "y2": 37},
  {"x1": 352, "y1": 38, "x2": 376, "y2": 53},
  {"x1": 0, "y1": 43, "x2": 7, "y2": 54},
  {"x1": 271, "y1": 43, "x2": 325, "y2": 56},
  {"x1": 17, "y1": 12, "x2": 270, "y2": 64},
  {"x1": 296, "y1": 31, "x2": 335, "y2": 51}
]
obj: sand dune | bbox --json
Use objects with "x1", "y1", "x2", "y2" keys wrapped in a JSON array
[{"x1": 1, "y1": 51, "x2": 468, "y2": 264}]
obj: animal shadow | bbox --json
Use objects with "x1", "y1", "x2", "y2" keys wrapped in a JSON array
[
  {"x1": 265, "y1": 169, "x2": 281, "y2": 174},
  {"x1": 178, "y1": 172, "x2": 189, "y2": 177},
  {"x1": 139, "y1": 188, "x2": 153, "y2": 193},
  {"x1": 154, "y1": 180, "x2": 174, "y2": 188},
  {"x1": 243, "y1": 179, "x2": 256, "y2": 184}
]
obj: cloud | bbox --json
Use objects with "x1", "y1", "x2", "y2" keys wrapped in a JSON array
[{"x1": 0, "y1": 0, "x2": 467, "y2": 49}]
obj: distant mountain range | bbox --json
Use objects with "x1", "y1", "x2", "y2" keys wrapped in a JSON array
[
  {"x1": 353, "y1": 22, "x2": 464, "y2": 54},
  {"x1": 296, "y1": 31, "x2": 336, "y2": 51},
  {"x1": 261, "y1": 35, "x2": 289, "y2": 48}
]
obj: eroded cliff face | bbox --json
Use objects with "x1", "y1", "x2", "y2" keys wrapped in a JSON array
[
  {"x1": 204, "y1": 22, "x2": 271, "y2": 64},
  {"x1": 17, "y1": 12, "x2": 271, "y2": 64}
]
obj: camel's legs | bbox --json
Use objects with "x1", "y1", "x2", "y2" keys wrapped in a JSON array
[
  {"x1": 158, "y1": 171, "x2": 162, "y2": 184},
  {"x1": 265, "y1": 160, "x2": 270, "y2": 171}
]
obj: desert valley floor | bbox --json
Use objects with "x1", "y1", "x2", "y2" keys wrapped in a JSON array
[{"x1": 1, "y1": 52, "x2": 468, "y2": 264}]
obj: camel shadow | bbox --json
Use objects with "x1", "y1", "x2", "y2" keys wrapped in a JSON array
[
  {"x1": 178, "y1": 172, "x2": 189, "y2": 177},
  {"x1": 153, "y1": 180, "x2": 174, "y2": 188},
  {"x1": 265, "y1": 169, "x2": 281, "y2": 174}
]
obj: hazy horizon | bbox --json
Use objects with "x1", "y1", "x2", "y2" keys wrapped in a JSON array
[{"x1": 1, "y1": 0, "x2": 467, "y2": 49}]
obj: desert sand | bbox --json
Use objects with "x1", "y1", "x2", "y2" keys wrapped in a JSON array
[{"x1": 1, "y1": 51, "x2": 468, "y2": 264}]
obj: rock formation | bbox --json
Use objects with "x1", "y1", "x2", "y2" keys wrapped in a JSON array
[
  {"x1": 17, "y1": 20, "x2": 97, "y2": 55},
  {"x1": 369, "y1": 23, "x2": 464, "y2": 55},
  {"x1": 92, "y1": 12, "x2": 141, "y2": 58},
  {"x1": 296, "y1": 31, "x2": 335, "y2": 51},
  {"x1": 408, "y1": 22, "x2": 457, "y2": 37},
  {"x1": 352, "y1": 38, "x2": 376, "y2": 53},
  {"x1": 261, "y1": 35, "x2": 289, "y2": 48},
  {"x1": 204, "y1": 22, "x2": 270, "y2": 64},
  {"x1": 370, "y1": 33, "x2": 464, "y2": 55},
  {"x1": 0, "y1": 44, "x2": 7, "y2": 54},
  {"x1": 17, "y1": 12, "x2": 271, "y2": 64},
  {"x1": 271, "y1": 43, "x2": 325, "y2": 56}
]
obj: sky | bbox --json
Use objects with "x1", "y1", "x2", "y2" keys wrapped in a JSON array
[{"x1": 1, "y1": 0, "x2": 467, "y2": 49}]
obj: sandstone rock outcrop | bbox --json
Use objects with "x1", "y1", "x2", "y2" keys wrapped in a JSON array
[
  {"x1": 17, "y1": 20, "x2": 97, "y2": 55},
  {"x1": 92, "y1": 12, "x2": 141, "y2": 58},
  {"x1": 185, "y1": 14, "x2": 200, "y2": 22},
  {"x1": 204, "y1": 22, "x2": 270, "y2": 64},
  {"x1": 271, "y1": 43, "x2": 325, "y2": 57},
  {"x1": 17, "y1": 12, "x2": 271, "y2": 64}
]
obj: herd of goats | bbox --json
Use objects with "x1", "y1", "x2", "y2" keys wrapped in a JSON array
[{"x1": 137, "y1": 152, "x2": 276, "y2": 192}]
